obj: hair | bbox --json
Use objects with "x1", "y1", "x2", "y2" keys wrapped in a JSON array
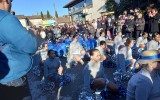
[
  {"x1": 138, "y1": 13, "x2": 143, "y2": 18},
  {"x1": 152, "y1": 33, "x2": 160, "y2": 39},
  {"x1": 47, "y1": 49, "x2": 55, "y2": 55},
  {"x1": 100, "y1": 41, "x2": 106, "y2": 46},
  {"x1": 125, "y1": 38, "x2": 134, "y2": 46},
  {"x1": 73, "y1": 34, "x2": 78, "y2": 39},
  {"x1": 100, "y1": 30, "x2": 105, "y2": 36},
  {"x1": 117, "y1": 31, "x2": 122, "y2": 35},
  {"x1": 89, "y1": 49, "x2": 99, "y2": 56},
  {"x1": 42, "y1": 42, "x2": 48, "y2": 48},
  {"x1": 151, "y1": 7, "x2": 158, "y2": 12},
  {"x1": 142, "y1": 32, "x2": 148, "y2": 36}
]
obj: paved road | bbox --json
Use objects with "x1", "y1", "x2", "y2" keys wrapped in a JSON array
[{"x1": 27, "y1": 41, "x2": 126, "y2": 100}]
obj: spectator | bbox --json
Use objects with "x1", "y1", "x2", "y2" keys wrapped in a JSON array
[
  {"x1": 148, "y1": 7, "x2": 160, "y2": 40},
  {"x1": 97, "y1": 30, "x2": 106, "y2": 45},
  {"x1": 125, "y1": 15, "x2": 135, "y2": 38},
  {"x1": 147, "y1": 33, "x2": 160, "y2": 50},
  {"x1": 136, "y1": 32, "x2": 148, "y2": 52},
  {"x1": 135, "y1": 13, "x2": 145, "y2": 39},
  {"x1": 0, "y1": 0, "x2": 37, "y2": 99}
]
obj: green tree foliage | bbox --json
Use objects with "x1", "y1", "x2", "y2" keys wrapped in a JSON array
[
  {"x1": 105, "y1": 0, "x2": 117, "y2": 11},
  {"x1": 112, "y1": 0, "x2": 160, "y2": 16},
  {"x1": 55, "y1": 11, "x2": 59, "y2": 18},
  {"x1": 40, "y1": 11, "x2": 44, "y2": 20},
  {"x1": 47, "y1": 10, "x2": 51, "y2": 19}
]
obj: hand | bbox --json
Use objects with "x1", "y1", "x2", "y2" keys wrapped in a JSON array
[
  {"x1": 58, "y1": 66, "x2": 63, "y2": 75},
  {"x1": 139, "y1": 44, "x2": 145, "y2": 48},
  {"x1": 106, "y1": 48, "x2": 110, "y2": 52},
  {"x1": 149, "y1": 12, "x2": 153, "y2": 17}
]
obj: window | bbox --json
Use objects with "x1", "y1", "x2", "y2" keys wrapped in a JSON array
[{"x1": 85, "y1": 0, "x2": 92, "y2": 6}]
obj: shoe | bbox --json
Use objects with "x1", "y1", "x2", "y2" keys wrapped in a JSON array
[
  {"x1": 66, "y1": 63, "x2": 70, "y2": 69},
  {"x1": 72, "y1": 61, "x2": 78, "y2": 66}
]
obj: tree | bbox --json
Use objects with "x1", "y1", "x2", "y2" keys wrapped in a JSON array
[
  {"x1": 40, "y1": 11, "x2": 44, "y2": 20},
  {"x1": 47, "y1": 10, "x2": 51, "y2": 19},
  {"x1": 55, "y1": 11, "x2": 59, "y2": 18},
  {"x1": 105, "y1": 0, "x2": 117, "y2": 11},
  {"x1": 114, "y1": 0, "x2": 160, "y2": 16}
]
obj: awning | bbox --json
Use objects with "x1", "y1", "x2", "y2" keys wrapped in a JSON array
[
  {"x1": 63, "y1": 0, "x2": 83, "y2": 8},
  {"x1": 101, "y1": 11, "x2": 114, "y2": 16}
]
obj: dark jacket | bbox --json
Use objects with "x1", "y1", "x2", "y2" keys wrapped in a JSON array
[
  {"x1": 135, "y1": 18, "x2": 145, "y2": 31},
  {"x1": 144, "y1": 14, "x2": 150, "y2": 33},
  {"x1": 149, "y1": 13, "x2": 160, "y2": 33},
  {"x1": 125, "y1": 19, "x2": 135, "y2": 32}
]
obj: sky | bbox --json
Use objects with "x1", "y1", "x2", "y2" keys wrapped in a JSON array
[{"x1": 12, "y1": 0, "x2": 71, "y2": 16}]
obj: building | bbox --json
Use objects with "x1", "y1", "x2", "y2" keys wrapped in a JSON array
[
  {"x1": 16, "y1": 15, "x2": 55, "y2": 27},
  {"x1": 56, "y1": 15, "x2": 71, "y2": 25},
  {"x1": 63, "y1": 0, "x2": 107, "y2": 22}
]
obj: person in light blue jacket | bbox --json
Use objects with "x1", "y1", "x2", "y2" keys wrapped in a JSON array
[{"x1": 0, "y1": 0, "x2": 37, "y2": 99}]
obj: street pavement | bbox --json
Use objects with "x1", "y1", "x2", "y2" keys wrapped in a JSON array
[{"x1": 27, "y1": 40, "x2": 126, "y2": 100}]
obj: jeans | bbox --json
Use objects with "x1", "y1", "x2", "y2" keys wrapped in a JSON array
[
  {"x1": 136, "y1": 30, "x2": 143, "y2": 40},
  {"x1": 0, "y1": 76, "x2": 31, "y2": 100}
]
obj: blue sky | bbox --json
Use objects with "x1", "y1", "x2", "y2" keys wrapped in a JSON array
[{"x1": 12, "y1": 0, "x2": 71, "y2": 16}]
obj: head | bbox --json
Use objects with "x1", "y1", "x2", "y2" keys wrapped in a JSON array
[
  {"x1": 0, "y1": 0, "x2": 12, "y2": 12},
  {"x1": 42, "y1": 43, "x2": 48, "y2": 50},
  {"x1": 137, "y1": 13, "x2": 143, "y2": 19},
  {"x1": 100, "y1": 41, "x2": 106, "y2": 49},
  {"x1": 138, "y1": 50, "x2": 160, "y2": 70},
  {"x1": 125, "y1": 38, "x2": 134, "y2": 48},
  {"x1": 142, "y1": 32, "x2": 148, "y2": 39},
  {"x1": 129, "y1": 15, "x2": 134, "y2": 20},
  {"x1": 89, "y1": 49, "x2": 101, "y2": 62},
  {"x1": 100, "y1": 30, "x2": 105, "y2": 37},
  {"x1": 47, "y1": 50, "x2": 55, "y2": 59},
  {"x1": 151, "y1": 7, "x2": 158, "y2": 15},
  {"x1": 117, "y1": 31, "x2": 122, "y2": 36},
  {"x1": 152, "y1": 33, "x2": 160, "y2": 42},
  {"x1": 134, "y1": 8, "x2": 140, "y2": 13},
  {"x1": 73, "y1": 34, "x2": 79, "y2": 42},
  {"x1": 123, "y1": 11, "x2": 127, "y2": 15},
  {"x1": 90, "y1": 78, "x2": 106, "y2": 90}
]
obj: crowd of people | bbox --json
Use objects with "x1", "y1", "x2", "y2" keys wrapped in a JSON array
[
  {"x1": 0, "y1": 0, "x2": 160, "y2": 99},
  {"x1": 27, "y1": 6, "x2": 160, "y2": 99}
]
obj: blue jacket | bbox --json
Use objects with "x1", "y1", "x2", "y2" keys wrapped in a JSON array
[{"x1": 0, "y1": 10, "x2": 37, "y2": 83}]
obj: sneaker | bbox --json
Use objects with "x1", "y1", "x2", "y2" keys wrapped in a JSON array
[
  {"x1": 80, "y1": 60, "x2": 84, "y2": 65},
  {"x1": 72, "y1": 61, "x2": 78, "y2": 66},
  {"x1": 66, "y1": 63, "x2": 70, "y2": 69}
]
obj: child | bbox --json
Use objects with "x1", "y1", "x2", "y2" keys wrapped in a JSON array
[
  {"x1": 117, "y1": 38, "x2": 138, "y2": 72},
  {"x1": 67, "y1": 34, "x2": 86, "y2": 68},
  {"x1": 43, "y1": 50, "x2": 71, "y2": 87},
  {"x1": 96, "y1": 41, "x2": 110, "y2": 61},
  {"x1": 83, "y1": 49, "x2": 118, "y2": 96}
]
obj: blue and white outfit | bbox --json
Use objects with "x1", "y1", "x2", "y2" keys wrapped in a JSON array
[
  {"x1": 83, "y1": 61, "x2": 109, "y2": 95},
  {"x1": 117, "y1": 46, "x2": 133, "y2": 72}
]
